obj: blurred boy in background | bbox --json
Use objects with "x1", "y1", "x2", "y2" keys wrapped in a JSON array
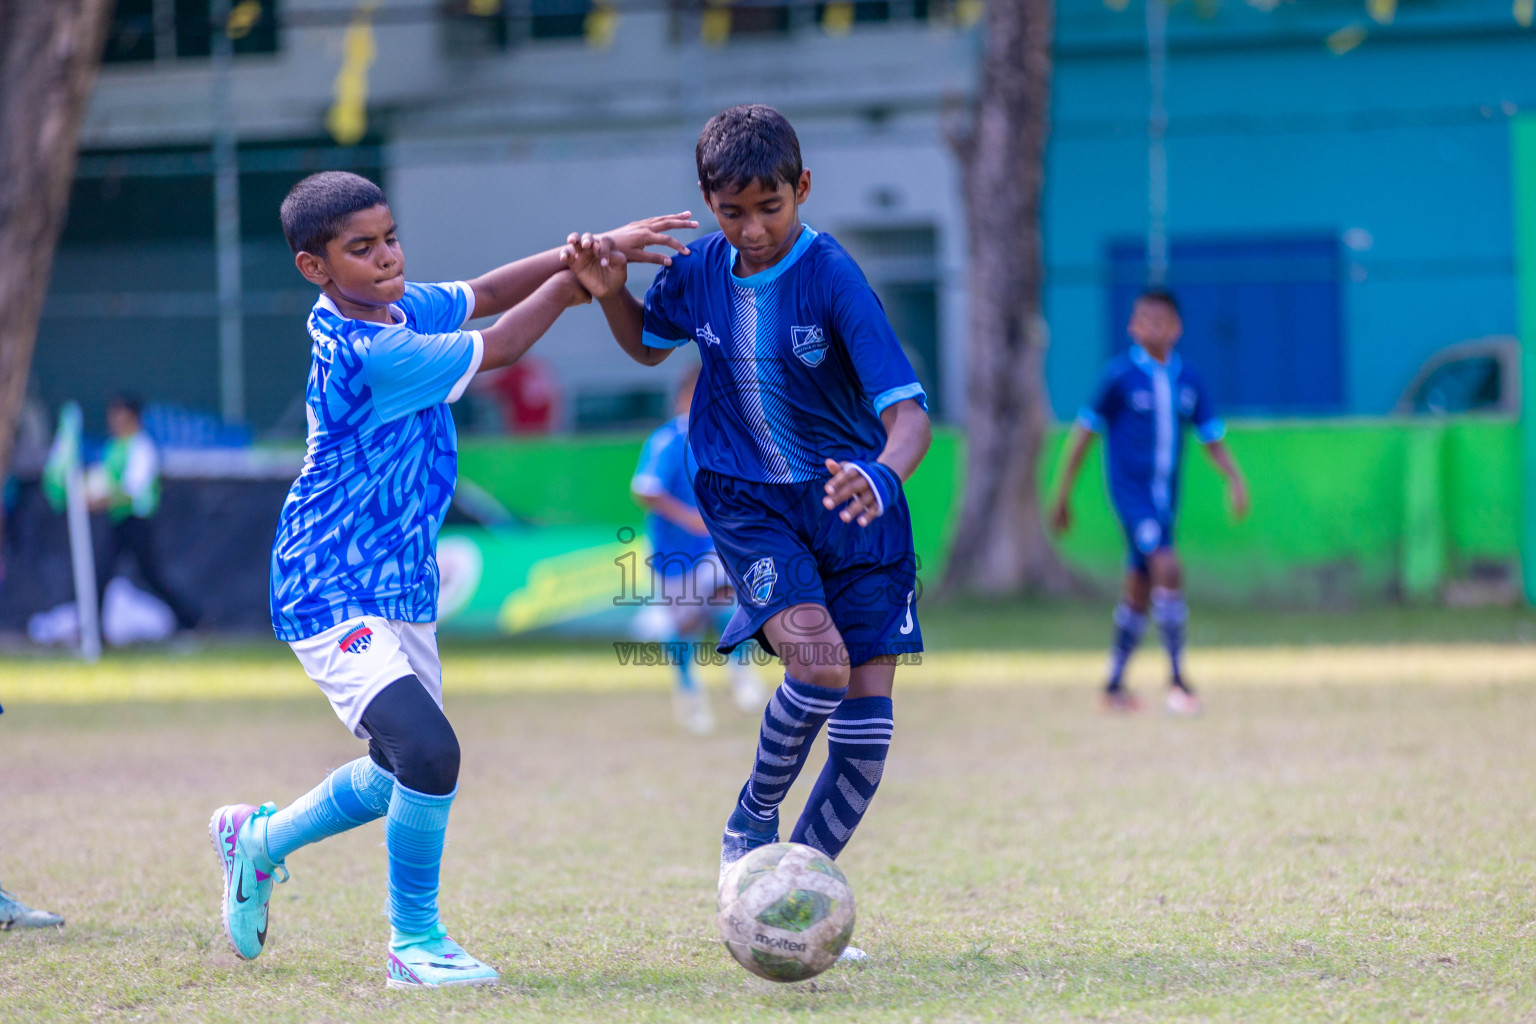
[
  {"x1": 91, "y1": 393, "x2": 200, "y2": 633},
  {"x1": 1051, "y1": 289, "x2": 1248, "y2": 715},
  {"x1": 632, "y1": 364, "x2": 765, "y2": 734}
]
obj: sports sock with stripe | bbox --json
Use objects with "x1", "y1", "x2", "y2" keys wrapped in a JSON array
[
  {"x1": 1152, "y1": 587, "x2": 1189, "y2": 689},
  {"x1": 1106, "y1": 601, "x2": 1148, "y2": 691},
  {"x1": 791, "y1": 695, "x2": 893, "y2": 859},
  {"x1": 260, "y1": 756, "x2": 395, "y2": 866},
  {"x1": 735, "y1": 673, "x2": 846, "y2": 828},
  {"x1": 385, "y1": 782, "x2": 455, "y2": 937}
]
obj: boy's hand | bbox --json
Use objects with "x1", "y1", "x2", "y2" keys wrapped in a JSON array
[
  {"x1": 599, "y1": 213, "x2": 698, "y2": 267},
  {"x1": 822, "y1": 457, "x2": 897, "y2": 528},
  {"x1": 553, "y1": 268, "x2": 593, "y2": 307},
  {"x1": 1050, "y1": 495, "x2": 1072, "y2": 534},
  {"x1": 560, "y1": 238, "x2": 627, "y2": 299}
]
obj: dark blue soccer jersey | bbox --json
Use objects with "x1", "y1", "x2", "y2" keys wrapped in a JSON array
[
  {"x1": 641, "y1": 227, "x2": 926, "y2": 485},
  {"x1": 1078, "y1": 346, "x2": 1224, "y2": 519}
]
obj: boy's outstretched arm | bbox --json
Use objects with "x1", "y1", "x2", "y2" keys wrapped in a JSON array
[
  {"x1": 634, "y1": 492, "x2": 710, "y2": 537},
  {"x1": 560, "y1": 237, "x2": 672, "y2": 367},
  {"x1": 1202, "y1": 439, "x2": 1250, "y2": 520},
  {"x1": 478, "y1": 269, "x2": 590, "y2": 372},
  {"x1": 821, "y1": 398, "x2": 932, "y2": 528},
  {"x1": 468, "y1": 213, "x2": 696, "y2": 319},
  {"x1": 1050, "y1": 424, "x2": 1097, "y2": 534}
]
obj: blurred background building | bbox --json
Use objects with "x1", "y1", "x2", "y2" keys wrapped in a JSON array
[{"x1": 41, "y1": 0, "x2": 1533, "y2": 436}]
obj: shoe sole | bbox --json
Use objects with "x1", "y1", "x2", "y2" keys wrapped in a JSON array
[
  {"x1": 386, "y1": 976, "x2": 499, "y2": 990},
  {"x1": 208, "y1": 807, "x2": 257, "y2": 961}
]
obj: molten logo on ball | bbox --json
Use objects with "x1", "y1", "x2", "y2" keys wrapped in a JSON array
[{"x1": 716, "y1": 842, "x2": 856, "y2": 982}]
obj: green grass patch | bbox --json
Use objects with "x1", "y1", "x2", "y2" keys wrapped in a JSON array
[{"x1": 3, "y1": 643, "x2": 1536, "y2": 1021}]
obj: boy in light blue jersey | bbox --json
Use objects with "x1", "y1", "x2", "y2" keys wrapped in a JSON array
[
  {"x1": 209, "y1": 171, "x2": 694, "y2": 988},
  {"x1": 632, "y1": 364, "x2": 765, "y2": 734},
  {"x1": 1051, "y1": 289, "x2": 1249, "y2": 716},
  {"x1": 565, "y1": 108, "x2": 932, "y2": 960}
]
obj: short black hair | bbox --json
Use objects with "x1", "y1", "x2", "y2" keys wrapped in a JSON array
[
  {"x1": 108, "y1": 392, "x2": 143, "y2": 418},
  {"x1": 696, "y1": 105, "x2": 803, "y2": 197},
  {"x1": 1136, "y1": 288, "x2": 1181, "y2": 316},
  {"x1": 280, "y1": 171, "x2": 387, "y2": 255}
]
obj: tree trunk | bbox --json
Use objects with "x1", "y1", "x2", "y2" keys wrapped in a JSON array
[
  {"x1": 941, "y1": 0, "x2": 1075, "y2": 596},
  {"x1": 0, "y1": 0, "x2": 114, "y2": 495}
]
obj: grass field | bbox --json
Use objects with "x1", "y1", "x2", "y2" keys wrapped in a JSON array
[{"x1": 3, "y1": 603, "x2": 1536, "y2": 1022}]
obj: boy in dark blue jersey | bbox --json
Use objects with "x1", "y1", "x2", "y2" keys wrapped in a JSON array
[
  {"x1": 565, "y1": 107, "x2": 930, "y2": 933},
  {"x1": 1051, "y1": 290, "x2": 1249, "y2": 715}
]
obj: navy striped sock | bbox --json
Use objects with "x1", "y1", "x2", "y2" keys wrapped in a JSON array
[
  {"x1": 1107, "y1": 601, "x2": 1148, "y2": 690},
  {"x1": 1152, "y1": 587, "x2": 1188, "y2": 688},
  {"x1": 791, "y1": 696, "x2": 893, "y2": 859},
  {"x1": 737, "y1": 674, "x2": 846, "y2": 827}
]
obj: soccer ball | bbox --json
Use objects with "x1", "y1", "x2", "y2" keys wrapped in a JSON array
[{"x1": 716, "y1": 842, "x2": 856, "y2": 982}]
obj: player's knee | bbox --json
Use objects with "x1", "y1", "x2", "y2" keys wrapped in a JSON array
[
  {"x1": 395, "y1": 722, "x2": 460, "y2": 796},
  {"x1": 794, "y1": 659, "x2": 850, "y2": 691}
]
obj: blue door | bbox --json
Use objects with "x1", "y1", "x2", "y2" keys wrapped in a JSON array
[{"x1": 1107, "y1": 236, "x2": 1344, "y2": 416}]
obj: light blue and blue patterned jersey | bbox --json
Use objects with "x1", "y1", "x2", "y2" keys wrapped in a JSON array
[
  {"x1": 270, "y1": 281, "x2": 483, "y2": 641},
  {"x1": 641, "y1": 227, "x2": 926, "y2": 484},
  {"x1": 632, "y1": 414, "x2": 715, "y2": 567},
  {"x1": 1078, "y1": 345, "x2": 1224, "y2": 517}
]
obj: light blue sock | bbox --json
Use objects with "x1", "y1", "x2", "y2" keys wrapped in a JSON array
[
  {"x1": 1107, "y1": 601, "x2": 1148, "y2": 690},
  {"x1": 385, "y1": 782, "x2": 455, "y2": 938},
  {"x1": 262, "y1": 756, "x2": 395, "y2": 865}
]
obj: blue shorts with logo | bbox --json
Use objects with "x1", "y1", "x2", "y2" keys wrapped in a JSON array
[
  {"x1": 692, "y1": 469, "x2": 923, "y2": 668},
  {"x1": 1114, "y1": 491, "x2": 1176, "y2": 573}
]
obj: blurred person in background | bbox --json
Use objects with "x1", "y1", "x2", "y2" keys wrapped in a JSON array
[
  {"x1": 91, "y1": 392, "x2": 200, "y2": 632},
  {"x1": 632, "y1": 364, "x2": 765, "y2": 735},
  {"x1": 1051, "y1": 289, "x2": 1248, "y2": 716}
]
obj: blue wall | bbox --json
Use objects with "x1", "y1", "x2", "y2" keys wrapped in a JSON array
[{"x1": 1043, "y1": 0, "x2": 1529, "y2": 419}]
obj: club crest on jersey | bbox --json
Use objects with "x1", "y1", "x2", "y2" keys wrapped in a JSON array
[
  {"x1": 743, "y1": 557, "x2": 778, "y2": 607},
  {"x1": 791, "y1": 325, "x2": 828, "y2": 367},
  {"x1": 697, "y1": 323, "x2": 722, "y2": 347},
  {"x1": 338, "y1": 624, "x2": 374, "y2": 654}
]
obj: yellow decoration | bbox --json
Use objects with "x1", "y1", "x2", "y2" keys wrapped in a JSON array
[
  {"x1": 467, "y1": 0, "x2": 501, "y2": 14},
  {"x1": 955, "y1": 0, "x2": 984, "y2": 28},
  {"x1": 1324, "y1": 22, "x2": 1367, "y2": 54},
  {"x1": 1516, "y1": 0, "x2": 1534, "y2": 27},
  {"x1": 822, "y1": 1, "x2": 855, "y2": 34},
  {"x1": 327, "y1": 3, "x2": 377, "y2": 147},
  {"x1": 701, "y1": 2, "x2": 733, "y2": 46},
  {"x1": 226, "y1": 0, "x2": 263, "y2": 38},
  {"x1": 1367, "y1": 0, "x2": 1395, "y2": 24},
  {"x1": 584, "y1": 2, "x2": 618, "y2": 47}
]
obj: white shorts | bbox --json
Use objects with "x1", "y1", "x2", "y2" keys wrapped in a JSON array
[{"x1": 288, "y1": 616, "x2": 443, "y2": 739}]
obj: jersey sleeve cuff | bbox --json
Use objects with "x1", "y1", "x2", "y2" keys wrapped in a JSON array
[
  {"x1": 446, "y1": 331, "x2": 485, "y2": 404},
  {"x1": 642, "y1": 329, "x2": 693, "y2": 350},
  {"x1": 1196, "y1": 418, "x2": 1227, "y2": 443},
  {"x1": 454, "y1": 281, "x2": 477, "y2": 328},
  {"x1": 631, "y1": 474, "x2": 666, "y2": 497},
  {"x1": 1076, "y1": 409, "x2": 1106, "y2": 434},
  {"x1": 872, "y1": 382, "x2": 928, "y2": 414}
]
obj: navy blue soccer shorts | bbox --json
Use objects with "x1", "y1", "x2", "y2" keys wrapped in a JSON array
[
  {"x1": 1114, "y1": 494, "x2": 1176, "y2": 573},
  {"x1": 692, "y1": 469, "x2": 923, "y2": 668}
]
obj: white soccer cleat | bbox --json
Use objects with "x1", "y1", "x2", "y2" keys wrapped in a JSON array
[
  {"x1": 1165, "y1": 687, "x2": 1203, "y2": 716},
  {"x1": 673, "y1": 688, "x2": 715, "y2": 735},
  {"x1": 728, "y1": 663, "x2": 767, "y2": 714},
  {"x1": 838, "y1": 945, "x2": 868, "y2": 962}
]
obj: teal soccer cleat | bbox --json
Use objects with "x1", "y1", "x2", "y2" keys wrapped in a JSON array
[
  {"x1": 0, "y1": 887, "x2": 63, "y2": 930},
  {"x1": 386, "y1": 924, "x2": 499, "y2": 988},
  {"x1": 209, "y1": 802, "x2": 287, "y2": 960}
]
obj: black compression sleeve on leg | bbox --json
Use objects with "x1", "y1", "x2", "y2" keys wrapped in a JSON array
[{"x1": 358, "y1": 675, "x2": 460, "y2": 795}]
